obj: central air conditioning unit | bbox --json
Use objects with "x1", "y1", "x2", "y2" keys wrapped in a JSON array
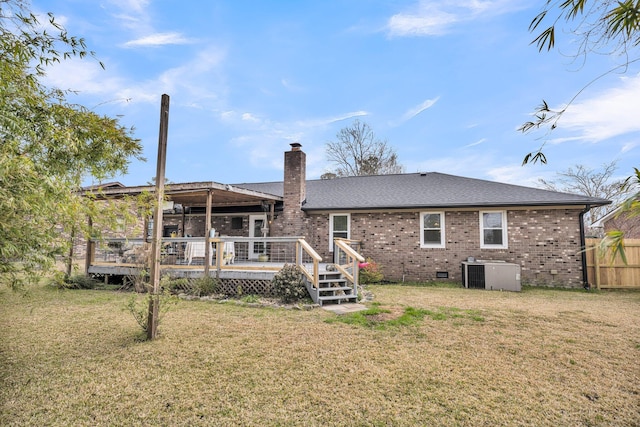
[{"x1": 461, "y1": 260, "x2": 521, "y2": 292}]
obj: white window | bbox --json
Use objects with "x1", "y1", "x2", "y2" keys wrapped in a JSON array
[
  {"x1": 329, "y1": 213, "x2": 350, "y2": 252},
  {"x1": 480, "y1": 211, "x2": 508, "y2": 249},
  {"x1": 420, "y1": 212, "x2": 445, "y2": 248}
]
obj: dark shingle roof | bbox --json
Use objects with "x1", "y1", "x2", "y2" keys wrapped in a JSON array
[{"x1": 235, "y1": 172, "x2": 610, "y2": 211}]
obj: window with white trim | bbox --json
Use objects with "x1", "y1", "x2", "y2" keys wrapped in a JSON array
[
  {"x1": 420, "y1": 211, "x2": 445, "y2": 248},
  {"x1": 329, "y1": 213, "x2": 350, "y2": 252},
  {"x1": 480, "y1": 211, "x2": 508, "y2": 249}
]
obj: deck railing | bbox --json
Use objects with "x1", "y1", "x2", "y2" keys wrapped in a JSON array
[
  {"x1": 333, "y1": 238, "x2": 365, "y2": 289},
  {"x1": 89, "y1": 236, "x2": 321, "y2": 285},
  {"x1": 296, "y1": 238, "x2": 322, "y2": 288}
]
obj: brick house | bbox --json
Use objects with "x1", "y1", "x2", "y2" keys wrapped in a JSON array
[
  {"x1": 590, "y1": 200, "x2": 640, "y2": 239},
  {"x1": 84, "y1": 143, "x2": 610, "y2": 288}
]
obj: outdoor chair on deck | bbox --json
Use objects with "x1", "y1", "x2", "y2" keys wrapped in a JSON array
[{"x1": 222, "y1": 241, "x2": 235, "y2": 265}]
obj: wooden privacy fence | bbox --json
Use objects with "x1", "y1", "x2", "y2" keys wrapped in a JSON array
[{"x1": 585, "y1": 238, "x2": 640, "y2": 289}]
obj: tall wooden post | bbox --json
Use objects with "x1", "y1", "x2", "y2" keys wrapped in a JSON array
[
  {"x1": 147, "y1": 94, "x2": 170, "y2": 340},
  {"x1": 204, "y1": 189, "x2": 213, "y2": 276}
]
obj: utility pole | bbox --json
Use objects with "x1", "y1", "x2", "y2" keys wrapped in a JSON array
[{"x1": 147, "y1": 94, "x2": 169, "y2": 340}]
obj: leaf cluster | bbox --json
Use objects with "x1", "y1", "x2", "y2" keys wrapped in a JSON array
[{"x1": 530, "y1": 0, "x2": 640, "y2": 53}]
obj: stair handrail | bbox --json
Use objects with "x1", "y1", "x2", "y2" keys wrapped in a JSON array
[
  {"x1": 296, "y1": 238, "x2": 322, "y2": 288},
  {"x1": 333, "y1": 238, "x2": 365, "y2": 288}
]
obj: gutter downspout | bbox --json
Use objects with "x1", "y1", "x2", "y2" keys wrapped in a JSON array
[{"x1": 579, "y1": 204, "x2": 591, "y2": 289}]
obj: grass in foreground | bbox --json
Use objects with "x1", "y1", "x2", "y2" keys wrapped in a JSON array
[{"x1": 1, "y1": 283, "x2": 639, "y2": 426}]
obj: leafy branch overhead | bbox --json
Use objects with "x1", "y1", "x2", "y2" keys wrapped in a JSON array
[
  {"x1": 521, "y1": 0, "x2": 640, "y2": 164},
  {"x1": 529, "y1": 0, "x2": 640, "y2": 53}
]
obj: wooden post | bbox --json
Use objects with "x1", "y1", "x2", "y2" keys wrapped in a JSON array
[
  {"x1": 181, "y1": 208, "x2": 186, "y2": 237},
  {"x1": 85, "y1": 217, "x2": 93, "y2": 276},
  {"x1": 204, "y1": 189, "x2": 213, "y2": 276},
  {"x1": 147, "y1": 94, "x2": 170, "y2": 340},
  {"x1": 66, "y1": 226, "x2": 75, "y2": 279},
  {"x1": 594, "y1": 243, "x2": 601, "y2": 290},
  {"x1": 269, "y1": 202, "x2": 275, "y2": 236}
]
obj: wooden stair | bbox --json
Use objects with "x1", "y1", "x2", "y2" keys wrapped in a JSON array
[{"x1": 306, "y1": 270, "x2": 357, "y2": 306}]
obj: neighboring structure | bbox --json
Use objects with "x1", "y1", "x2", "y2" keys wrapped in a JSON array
[
  {"x1": 590, "y1": 200, "x2": 640, "y2": 238},
  {"x1": 81, "y1": 144, "x2": 610, "y2": 288}
]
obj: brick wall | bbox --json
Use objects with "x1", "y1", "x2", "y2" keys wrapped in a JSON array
[
  {"x1": 305, "y1": 208, "x2": 585, "y2": 287},
  {"x1": 163, "y1": 215, "x2": 247, "y2": 237}
]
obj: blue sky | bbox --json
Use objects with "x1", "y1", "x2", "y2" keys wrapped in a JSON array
[{"x1": 35, "y1": 0, "x2": 640, "y2": 189}]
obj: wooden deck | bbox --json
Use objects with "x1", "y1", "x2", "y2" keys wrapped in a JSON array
[
  {"x1": 87, "y1": 237, "x2": 365, "y2": 305},
  {"x1": 89, "y1": 261, "x2": 333, "y2": 281}
]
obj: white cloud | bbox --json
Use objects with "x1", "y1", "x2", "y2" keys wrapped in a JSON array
[
  {"x1": 387, "y1": 0, "x2": 527, "y2": 37},
  {"x1": 463, "y1": 137, "x2": 487, "y2": 148},
  {"x1": 123, "y1": 32, "x2": 192, "y2": 47},
  {"x1": 295, "y1": 111, "x2": 369, "y2": 128},
  {"x1": 406, "y1": 154, "x2": 489, "y2": 176},
  {"x1": 42, "y1": 58, "x2": 124, "y2": 97},
  {"x1": 109, "y1": 0, "x2": 150, "y2": 14},
  {"x1": 241, "y1": 113, "x2": 261, "y2": 123},
  {"x1": 401, "y1": 97, "x2": 440, "y2": 122},
  {"x1": 485, "y1": 165, "x2": 542, "y2": 187},
  {"x1": 128, "y1": 47, "x2": 226, "y2": 102},
  {"x1": 552, "y1": 73, "x2": 640, "y2": 143},
  {"x1": 405, "y1": 153, "x2": 545, "y2": 186},
  {"x1": 621, "y1": 141, "x2": 639, "y2": 153},
  {"x1": 388, "y1": 9, "x2": 458, "y2": 36},
  {"x1": 107, "y1": 0, "x2": 153, "y2": 33},
  {"x1": 44, "y1": 45, "x2": 226, "y2": 107},
  {"x1": 281, "y1": 78, "x2": 306, "y2": 92}
]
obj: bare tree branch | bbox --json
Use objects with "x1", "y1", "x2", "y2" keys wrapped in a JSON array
[{"x1": 325, "y1": 120, "x2": 404, "y2": 177}]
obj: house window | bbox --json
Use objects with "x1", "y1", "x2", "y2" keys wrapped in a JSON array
[
  {"x1": 420, "y1": 212, "x2": 445, "y2": 248},
  {"x1": 329, "y1": 213, "x2": 350, "y2": 252},
  {"x1": 231, "y1": 217, "x2": 243, "y2": 230},
  {"x1": 480, "y1": 211, "x2": 508, "y2": 249}
]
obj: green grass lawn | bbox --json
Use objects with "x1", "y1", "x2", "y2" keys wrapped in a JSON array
[{"x1": 1, "y1": 283, "x2": 639, "y2": 426}]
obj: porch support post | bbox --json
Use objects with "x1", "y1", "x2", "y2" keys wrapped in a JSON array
[
  {"x1": 84, "y1": 217, "x2": 93, "y2": 276},
  {"x1": 269, "y1": 202, "x2": 275, "y2": 236},
  {"x1": 204, "y1": 189, "x2": 213, "y2": 276},
  {"x1": 181, "y1": 206, "x2": 186, "y2": 237}
]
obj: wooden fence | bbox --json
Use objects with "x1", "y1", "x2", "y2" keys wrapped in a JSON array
[{"x1": 585, "y1": 239, "x2": 640, "y2": 289}]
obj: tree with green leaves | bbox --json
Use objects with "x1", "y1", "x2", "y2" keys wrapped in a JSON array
[
  {"x1": 325, "y1": 120, "x2": 404, "y2": 177},
  {"x1": 0, "y1": 0, "x2": 143, "y2": 289}
]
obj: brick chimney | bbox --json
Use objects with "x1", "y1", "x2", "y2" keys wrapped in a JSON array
[{"x1": 282, "y1": 143, "x2": 306, "y2": 236}]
